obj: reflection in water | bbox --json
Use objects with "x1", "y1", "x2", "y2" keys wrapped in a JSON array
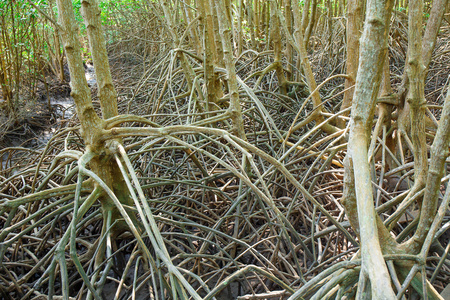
[{"x1": 50, "y1": 96, "x2": 75, "y2": 119}]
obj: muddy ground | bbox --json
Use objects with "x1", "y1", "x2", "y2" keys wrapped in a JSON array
[{"x1": 0, "y1": 64, "x2": 97, "y2": 149}]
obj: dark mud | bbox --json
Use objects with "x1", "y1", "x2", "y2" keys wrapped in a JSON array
[{"x1": 0, "y1": 63, "x2": 96, "y2": 149}]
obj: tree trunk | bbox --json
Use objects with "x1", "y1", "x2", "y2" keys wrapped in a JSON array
[
  {"x1": 215, "y1": 0, "x2": 247, "y2": 140},
  {"x1": 198, "y1": 0, "x2": 221, "y2": 113},
  {"x1": 291, "y1": 2, "x2": 339, "y2": 134},
  {"x1": 338, "y1": 0, "x2": 363, "y2": 128},
  {"x1": 271, "y1": 1, "x2": 288, "y2": 95},
  {"x1": 344, "y1": 0, "x2": 396, "y2": 297},
  {"x1": 56, "y1": 0, "x2": 137, "y2": 261}
]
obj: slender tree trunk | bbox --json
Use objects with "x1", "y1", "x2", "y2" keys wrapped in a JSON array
[
  {"x1": 254, "y1": 0, "x2": 260, "y2": 48},
  {"x1": 264, "y1": 1, "x2": 270, "y2": 51},
  {"x1": 215, "y1": 0, "x2": 247, "y2": 140},
  {"x1": 338, "y1": 0, "x2": 363, "y2": 128},
  {"x1": 199, "y1": 0, "x2": 221, "y2": 112},
  {"x1": 237, "y1": 0, "x2": 243, "y2": 55},
  {"x1": 185, "y1": 0, "x2": 202, "y2": 57},
  {"x1": 284, "y1": 0, "x2": 293, "y2": 81},
  {"x1": 397, "y1": 0, "x2": 447, "y2": 144},
  {"x1": 210, "y1": 0, "x2": 224, "y2": 66},
  {"x1": 421, "y1": 0, "x2": 449, "y2": 73},
  {"x1": 56, "y1": 0, "x2": 103, "y2": 148},
  {"x1": 405, "y1": 81, "x2": 450, "y2": 252},
  {"x1": 247, "y1": 0, "x2": 256, "y2": 49},
  {"x1": 326, "y1": 0, "x2": 332, "y2": 51},
  {"x1": 0, "y1": 40, "x2": 13, "y2": 113},
  {"x1": 81, "y1": 0, "x2": 118, "y2": 119},
  {"x1": 291, "y1": 2, "x2": 339, "y2": 134},
  {"x1": 344, "y1": 0, "x2": 395, "y2": 297},
  {"x1": 160, "y1": 0, "x2": 205, "y2": 112},
  {"x1": 401, "y1": 0, "x2": 450, "y2": 254},
  {"x1": 271, "y1": 2, "x2": 287, "y2": 95},
  {"x1": 405, "y1": 0, "x2": 428, "y2": 193},
  {"x1": 304, "y1": 0, "x2": 317, "y2": 48},
  {"x1": 48, "y1": 0, "x2": 66, "y2": 82},
  {"x1": 301, "y1": 0, "x2": 311, "y2": 34}
]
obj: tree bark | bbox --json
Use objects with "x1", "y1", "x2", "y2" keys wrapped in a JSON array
[
  {"x1": 421, "y1": 0, "x2": 449, "y2": 73},
  {"x1": 198, "y1": 0, "x2": 220, "y2": 113},
  {"x1": 56, "y1": 0, "x2": 137, "y2": 252},
  {"x1": 271, "y1": 1, "x2": 288, "y2": 95},
  {"x1": 215, "y1": 0, "x2": 247, "y2": 140},
  {"x1": 284, "y1": 0, "x2": 293, "y2": 81},
  {"x1": 80, "y1": 0, "x2": 118, "y2": 119},
  {"x1": 345, "y1": 0, "x2": 396, "y2": 297},
  {"x1": 405, "y1": 0, "x2": 428, "y2": 198},
  {"x1": 405, "y1": 78, "x2": 450, "y2": 253},
  {"x1": 291, "y1": 2, "x2": 339, "y2": 134},
  {"x1": 338, "y1": 0, "x2": 363, "y2": 128}
]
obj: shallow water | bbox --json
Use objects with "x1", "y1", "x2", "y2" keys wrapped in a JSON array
[{"x1": 35, "y1": 64, "x2": 96, "y2": 147}]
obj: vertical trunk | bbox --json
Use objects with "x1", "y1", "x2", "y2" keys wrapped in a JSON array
[
  {"x1": 48, "y1": 0, "x2": 66, "y2": 82},
  {"x1": 338, "y1": 0, "x2": 363, "y2": 128},
  {"x1": 264, "y1": 1, "x2": 271, "y2": 51},
  {"x1": 397, "y1": 0, "x2": 447, "y2": 139},
  {"x1": 304, "y1": 0, "x2": 317, "y2": 48},
  {"x1": 401, "y1": 0, "x2": 442, "y2": 254},
  {"x1": 271, "y1": 2, "x2": 287, "y2": 95},
  {"x1": 56, "y1": 0, "x2": 136, "y2": 250},
  {"x1": 291, "y1": 2, "x2": 338, "y2": 134},
  {"x1": 254, "y1": 0, "x2": 260, "y2": 48},
  {"x1": 224, "y1": 0, "x2": 236, "y2": 51},
  {"x1": 10, "y1": 2, "x2": 20, "y2": 114},
  {"x1": 0, "y1": 40, "x2": 13, "y2": 113},
  {"x1": 199, "y1": 0, "x2": 221, "y2": 112},
  {"x1": 247, "y1": 0, "x2": 256, "y2": 49},
  {"x1": 56, "y1": 0, "x2": 103, "y2": 146},
  {"x1": 421, "y1": 0, "x2": 449, "y2": 73},
  {"x1": 215, "y1": 0, "x2": 247, "y2": 140},
  {"x1": 301, "y1": 0, "x2": 311, "y2": 34},
  {"x1": 237, "y1": 0, "x2": 243, "y2": 55},
  {"x1": 81, "y1": 0, "x2": 118, "y2": 119},
  {"x1": 345, "y1": 0, "x2": 395, "y2": 297},
  {"x1": 185, "y1": 0, "x2": 202, "y2": 57},
  {"x1": 326, "y1": 0, "x2": 332, "y2": 52},
  {"x1": 210, "y1": 0, "x2": 224, "y2": 66},
  {"x1": 333, "y1": 0, "x2": 337, "y2": 17},
  {"x1": 284, "y1": 0, "x2": 293, "y2": 81},
  {"x1": 339, "y1": 0, "x2": 344, "y2": 16},
  {"x1": 406, "y1": 0, "x2": 428, "y2": 192},
  {"x1": 406, "y1": 82, "x2": 450, "y2": 252}
]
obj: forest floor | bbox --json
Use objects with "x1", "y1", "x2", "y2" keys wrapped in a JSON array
[
  {"x1": 1, "y1": 29, "x2": 450, "y2": 298},
  {"x1": 0, "y1": 63, "x2": 98, "y2": 149}
]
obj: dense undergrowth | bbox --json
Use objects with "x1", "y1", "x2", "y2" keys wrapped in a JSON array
[{"x1": 0, "y1": 2, "x2": 450, "y2": 300}]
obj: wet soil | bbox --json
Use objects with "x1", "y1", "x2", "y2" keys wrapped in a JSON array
[{"x1": 0, "y1": 63, "x2": 96, "y2": 149}]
